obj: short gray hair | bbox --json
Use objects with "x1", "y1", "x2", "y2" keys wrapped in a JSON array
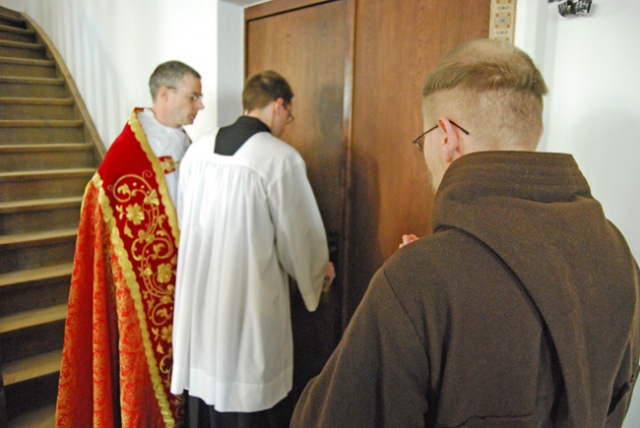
[{"x1": 149, "y1": 60, "x2": 201, "y2": 101}]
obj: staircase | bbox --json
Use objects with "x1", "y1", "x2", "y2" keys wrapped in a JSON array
[{"x1": 0, "y1": 6, "x2": 104, "y2": 426}]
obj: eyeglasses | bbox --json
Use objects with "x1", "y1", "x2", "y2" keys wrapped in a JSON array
[
  {"x1": 167, "y1": 86, "x2": 203, "y2": 103},
  {"x1": 411, "y1": 120, "x2": 470, "y2": 152},
  {"x1": 283, "y1": 103, "x2": 295, "y2": 124}
]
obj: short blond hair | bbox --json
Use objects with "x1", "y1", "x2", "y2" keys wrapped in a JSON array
[{"x1": 422, "y1": 39, "x2": 548, "y2": 150}]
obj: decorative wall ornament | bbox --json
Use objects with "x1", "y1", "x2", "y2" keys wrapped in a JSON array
[{"x1": 490, "y1": 0, "x2": 517, "y2": 43}]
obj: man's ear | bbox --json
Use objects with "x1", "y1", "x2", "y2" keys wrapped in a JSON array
[
  {"x1": 272, "y1": 97, "x2": 285, "y2": 114},
  {"x1": 438, "y1": 117, "x2": 463, "y2": 164},
  {"x1": 157, "y1": 85, "x2": 171, "y2": 101}
]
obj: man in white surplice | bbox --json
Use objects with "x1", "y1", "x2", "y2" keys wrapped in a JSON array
[{"x1": 171, "y1": 70, "x2": 335, "y2": 428}]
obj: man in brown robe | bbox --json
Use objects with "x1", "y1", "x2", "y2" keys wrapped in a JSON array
[{"x1": 291, "y1": 39, "x2": 640, "y2": 427}]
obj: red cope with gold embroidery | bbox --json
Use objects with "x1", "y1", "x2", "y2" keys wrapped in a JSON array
[{"x1": 55, "y1": 109, "x2": 183, "y2": 428}]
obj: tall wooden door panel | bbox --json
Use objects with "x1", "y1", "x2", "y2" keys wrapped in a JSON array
[
  {"x1": 245, "y1": 0, "x2": 352, "y2": 404},
  {"x1": 346, "y1": 0, "x2": 491, "y2": 321}
]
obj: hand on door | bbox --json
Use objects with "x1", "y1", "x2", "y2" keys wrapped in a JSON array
[
  {"x1": 399, "y1": 234, "x2": 420, "y2": 249},
  {"x1": 323, "y1": 262, "x2": 336, "y2": 292}
]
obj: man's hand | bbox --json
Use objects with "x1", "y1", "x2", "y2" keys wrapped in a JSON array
[
  {"x1": 398, "y1": 234, "x2": 419, "y2": 249},
  {"x1": 323, "y1": 262, "x2": 336, "y2": 292}
]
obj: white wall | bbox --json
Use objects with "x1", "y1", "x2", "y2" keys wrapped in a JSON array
[
  {"x1": 516, "y1": 0, "x2": 640, "y2": 259},
  {"x1": 0, "y1": 0, "x2": 218, "y2": 146},
  {"x1": 516, "y1": 1, "x2": 640, "y2": 426},
  {"x1": 216, "y1": 0, "x2": 272, "y2": 125},
  {"x1": 217, "y1": 0, "x2": 246, "y2": 126}
]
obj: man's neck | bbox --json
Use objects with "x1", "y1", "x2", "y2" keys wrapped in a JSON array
[
  {"x1": 244, "y1": 106, "x2": 273, "y2": 132},
  {"x1": 151, "y1": 107, "x2": 179, "y2": 128}
]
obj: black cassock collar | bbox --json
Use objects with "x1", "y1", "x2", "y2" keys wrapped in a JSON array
[{"x1": 214, "y1": 115, "x2": 271, "y2": 156}]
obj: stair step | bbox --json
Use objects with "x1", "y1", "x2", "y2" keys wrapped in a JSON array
[
  {"x1": 0, "y1": 307, "x2": 66, "y2": 365},
  {"x1": 0, "y1": 119, "x2": 85, "y2": 144},
  {"x1": 0, "y1": 168, "x2": 93, "y2": 202},
  {"x1": 0, "y1": 228, "x2": 78, "y2": 250},
  {"x1": 0, "y1": 11, "x2": 25, "y2": 29},
  {"x1": 0, "y1": 39, "x2": 46, "y2": 60},
  {"x1": 0, "y1": 75, "x2": 66, "y2": 98},
  {"x1": 6, "y1": 403, "x2": 56, "y2": 428},
  {"x1": 0, "y1": 142, "x2": 91, "y2": 150},
  {"x1": 0, "y1": 167, "x2": 94, "y2": 176},
  {"x1": 0, "y1": 196, "x2": 82, "y2": 236},
  {"x1": 0, "y1": 96, "x2": 72, "y2": 104},
  {"x1": 0, "y1": 196, "x2": 83, "y2": 235},
  {"x1": 0, "y1": 262, "x2": 72, "y2": 316},
  {"x1": 0, "y1": 228, "x2": 77, "y2": 274},
  {"x1": 0, "y1": 56, "x2": 52, "y2": 67},
  {"x1": 0, "y1": 167, "x2": 94, "y2": 179},
  {"x1": 0, "y1": 142, "x2": 91, "y2": 151},
  {"x1": 0, "y1": 303, "x2": 66, "y2": 364},
  {"x1": 0, "y1": 303, "x2": 67, "y2": 337},
  {"x1": 0, "y1": 56, "x2": 56, "y2": 78},
  {"x1": 0, "y1": 23, "x2": 33, "y2": 33},
  {"x1": 3, "y1": 349, "x2": 62, "y2": 386},
  {"x1": 0, "y1": 74, "x2": 64, "y2": 85},
  {"x1": 5, "y1": 373, "x2": 59, "y2": 423},
  {"x1": 0, "y1": 119, "x2": 82, "y2": 127},
  {"x1": 0, "y1": 262, "x2": 73, "y2": 288},
  {"x1": 0, "y1": 196, "x2": 83, "y2": 214},
  {"x1": 0, "y1": 23, "x2": 36, "y2": 43},
  {"x1": 0, "y1": 97, "x2": 76, "y2": 120},
  {"x1": 0, "y1": 143, "x2": 94, "y2": 171},
  {"x1": 3, "y1": 350, "x2": 60, "y2": 422}
]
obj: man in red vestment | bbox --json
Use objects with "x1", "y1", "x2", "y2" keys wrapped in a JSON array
[{"x1": 55, "y1": 61, "x2": 204, "y2": 428}]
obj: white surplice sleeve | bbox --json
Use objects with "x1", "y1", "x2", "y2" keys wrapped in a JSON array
[{"x1": 267, "y1": 161, "x2": 329, "y2": 311}]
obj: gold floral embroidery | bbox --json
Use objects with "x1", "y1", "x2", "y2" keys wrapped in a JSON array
[
  {"x1": 104, "y1": 166, "x2": 178, "y2": 426},
  {"x1": 161, "y1": 325, "x2": 172, "y2": 342},
  {"x1": 159, "y1": 156, "x2": 177, "y2": 173},
  {"x1": 157, "y1": 263, "x2": 173, "y2": 284},
  {"x1": 126, "y1": 203, "x2": 145, "y2": 225},
  {"x1": 109, "y1": 170, "x2": 177, "y2": 376}
]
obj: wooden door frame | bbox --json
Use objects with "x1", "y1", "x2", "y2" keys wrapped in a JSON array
[{"x1": 245, "y1": 0, "x2": 356, "y2": 332}]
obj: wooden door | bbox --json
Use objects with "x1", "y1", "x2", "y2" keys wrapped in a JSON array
[
  {"x1": 245, "y1": 0, "x2": 491, "y2": 404},
  {"x1": 245, "y1": 0, "x2": 353, "y2": 404},
  {"x1": 346, "y1": 0, "x2": 491, "y2": 320}
]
